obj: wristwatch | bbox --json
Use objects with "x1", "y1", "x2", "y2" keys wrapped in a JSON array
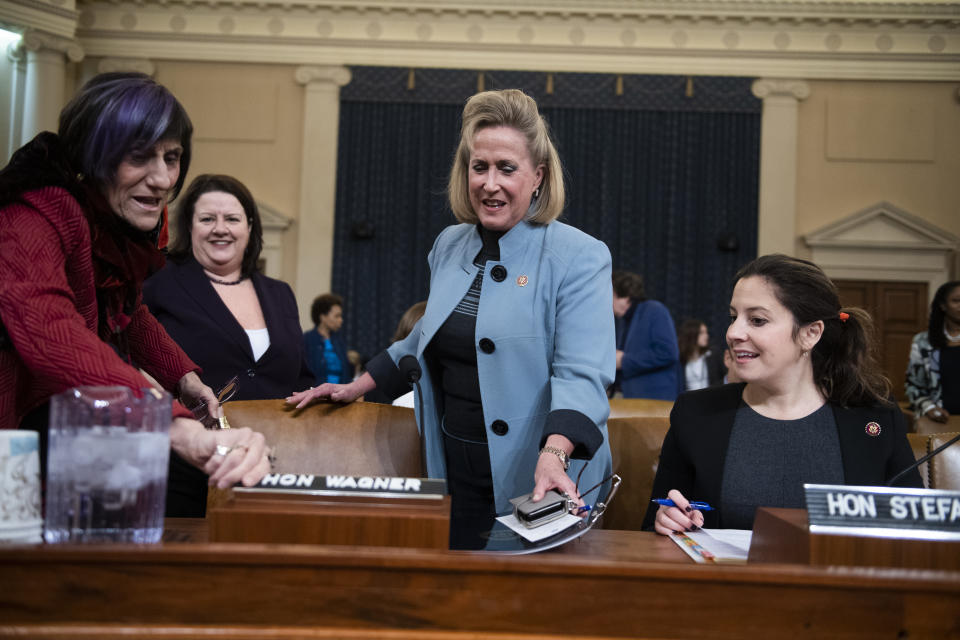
[{"x1": 540, "y1": 445, "x2": 570, "y2": 470}]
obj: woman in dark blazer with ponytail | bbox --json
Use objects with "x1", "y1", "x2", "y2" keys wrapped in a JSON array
[{"x1": 644, "y1": 254, "x2": 922, "y2": 533}]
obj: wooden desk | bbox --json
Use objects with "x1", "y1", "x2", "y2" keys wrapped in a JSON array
[{"x1": 1, "y1": 519, "x2": 958, "y2": 640}]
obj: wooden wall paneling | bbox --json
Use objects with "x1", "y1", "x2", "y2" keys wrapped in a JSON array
[
  {"x1": 835, "y1": 279, "x2": 928, "y2": 402},
  {"x1": 2, "y1": 527, "x2": 959, "y2": 639}
]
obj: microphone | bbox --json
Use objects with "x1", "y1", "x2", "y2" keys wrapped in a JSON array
[
  {"x1": 887, "y1": 431, "x2": 960, "y2": 487},
  {"x1": 397, "y1": 355, "x2": 427, "y2": 477},
  {"x1": 398, "y1": 355, "x2": 421, "y2": 384}
]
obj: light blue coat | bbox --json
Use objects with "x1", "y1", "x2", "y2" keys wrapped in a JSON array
[{"x1": 387, "y1": 220, "x2": 616, "y2": 514}]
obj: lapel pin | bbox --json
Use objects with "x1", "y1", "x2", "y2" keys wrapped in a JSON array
[
  {"x1": 865, "y1": 421, "x2": 881, "y2": 437},
  {"x1": 516, "y1": 275, "x2": 528, "y2": 287}
]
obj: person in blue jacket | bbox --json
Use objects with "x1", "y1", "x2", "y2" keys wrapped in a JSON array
[
  {"x1": 289, "y1": 89, "x2": 615, "y2": 549},
  {"x1": 612, "y1": 270, "x2": 681, "y2": 400},
  {"x1": 303, "y1": 293, "x2": 352, "y2": 385}
]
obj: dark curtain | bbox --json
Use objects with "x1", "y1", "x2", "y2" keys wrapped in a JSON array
[
  {"x1": 331, "y1": 68, "x2": 759, "y2": 362},
  {"x1": 330, "y1": 101, "x2": 461, "y2": 360},
  {"x1": 547, "y1": 107, "x2": 759, "y2": 353}
]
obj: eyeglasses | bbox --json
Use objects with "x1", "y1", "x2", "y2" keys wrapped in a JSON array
[
  {"x1": 190, "y1": 375, "x2": 239, "y2": 429},
  {"x1": 572, "y1": 462, "x2": 623, "y2": 524}
]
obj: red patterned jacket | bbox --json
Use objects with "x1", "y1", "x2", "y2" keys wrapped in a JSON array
[{"x1": 0, "y1": 187, "x2": 197, "y2": 428}]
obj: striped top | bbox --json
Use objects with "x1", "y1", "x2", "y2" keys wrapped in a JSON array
[{"x1": 426, "y1": 225, "x2": 503, "y2": 442}]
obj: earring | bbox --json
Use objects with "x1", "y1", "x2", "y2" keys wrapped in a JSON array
[{"x1": 533, "y1": 187, "x2": 540, "y2": 198}]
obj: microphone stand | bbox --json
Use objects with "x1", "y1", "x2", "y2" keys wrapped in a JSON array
[
  {"x1": 887, "y1": 431, "x2": 960, "y2": 487},
  {"x1": 398, "y1": 356, "x2": 427, "y2": 477},
  {"x1": 413, "y1": 378, "x2": 426, "y2": 477}
]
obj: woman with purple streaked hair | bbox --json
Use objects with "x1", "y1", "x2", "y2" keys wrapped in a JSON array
[{"x1": 0, "y1": 72, "x2": 271, "y2": 490}]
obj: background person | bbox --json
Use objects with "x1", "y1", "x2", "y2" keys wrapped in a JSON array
[
  {"x1": 677, "y1": 318, "x2": 722, "y2": 391},
  {"x1": 612, "y1": 270, "x2": 681, "y2": 400},
  {"x1": 144, "y1": 173, "x2": 313, "y2": 515},
  {"x1": 644, "y1": 254, "x2": 922, "y2": 534},
  {"x1": 389, "y1": 301, "x2": 427, "y2": 408},
  {"x1": 0, "y1": 73, "x2": 268, "y2": 490},
  {"x1": 288, "y1": 89, "x2": 615, "y2": 549},
  {"x1": 906, "y1": 280, "x2": 960, "y2": 426},
  {"x1": 304, "y1": 293, "x2": 352, "y2": 386},
  {"x1": 722, "y1": 347, "x2": 741, "y2": 384}
]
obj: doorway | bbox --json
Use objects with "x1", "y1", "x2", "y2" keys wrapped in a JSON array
[{"x1": 834, "y1": 280, "x2": 928, "y2": 403}]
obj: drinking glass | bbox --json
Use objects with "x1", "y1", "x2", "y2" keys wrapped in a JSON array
[{"x1": 44, "y1": 386, "x2": 172, "y2": 543}]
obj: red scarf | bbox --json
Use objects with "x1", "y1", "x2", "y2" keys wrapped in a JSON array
[{"x1": 82, "y1": 186, "x2": 167, "y2": 342}]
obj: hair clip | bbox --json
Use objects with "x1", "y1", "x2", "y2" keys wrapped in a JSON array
[{"x1": 838, "y1": 312, "x2": 849, "y2": 323}]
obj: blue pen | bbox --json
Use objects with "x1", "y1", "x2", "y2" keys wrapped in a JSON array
[
  {"x1": 651, "y1": 499, "x2": 714, "y2": 511},
  {"x1": 576, "y1": 505, "x2": 592, "y2": 515}
]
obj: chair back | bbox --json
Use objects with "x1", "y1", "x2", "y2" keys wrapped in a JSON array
[
  {"x1": 209, "y1": 400, "x2": 422, "y2": 511},
  {"x1": 608, "y1": 397, "x2": 673, "y2": 419},
  {"x1": 223, "y1": 399, "x2": 422, "y2": 476},
  {"x1": 927, "y1": 432, "x2": 960, "y2": 491},
  {"x1": 603, "y1": 415, "x2": 671, "y2": 531},
  {"x1": 906, "y1": 433, "x2": 930, "y2": 488}
]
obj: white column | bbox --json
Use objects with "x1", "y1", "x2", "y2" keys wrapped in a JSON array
[
  {"x1": 751, "y1": 78, "x2": 810, "y2": 257},
  {"x1": 3, "y1": 43, "x2": 26, "y2": 161},
  {"x1": 18, "y1": 30, "x2": 84, "y2": 144},
  {"x1": 293, "y1": 65, "x2": 351, "y2": 329}
]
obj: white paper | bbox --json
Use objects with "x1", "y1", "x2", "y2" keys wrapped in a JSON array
[
  {"x1": 495, "y1": 512, "x2": 583, "y2": 542},
  {"x1": 670, "y1": 528, "x2": 752, "y2": 564},
  {"x1": 701, "y1": 528, "x2": 752, "y2": 554}
]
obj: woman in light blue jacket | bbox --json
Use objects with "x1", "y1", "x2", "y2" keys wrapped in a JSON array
[{"x1": 289, "y1": 90, "x2": 615, "y2": 548}]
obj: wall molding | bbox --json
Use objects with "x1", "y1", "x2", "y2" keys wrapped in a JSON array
[
  {"x1": 806, "y1": 201, "x2": 959, "y2": 300},
  {"x1": 96, "y1": 56, "x2": 155, "y2": 76},
  {"x1": 68, "y1": 0, "x2": 960, "y2": 80},
  {"x1": 0, "y1": 0, "x2": 78, "y2": 41},
  {"x1": 752, "y1": 78, "x2": 811, "y2": 100},
  {"x1": 258, "y1": 200, "x2": 292, "y2": 280},
  {"x1": 19, "y1": 28, "x2": 84, "y2": 62},
  {"x1": 295, "y1": 64, "x2": 352, "y2": 86}
]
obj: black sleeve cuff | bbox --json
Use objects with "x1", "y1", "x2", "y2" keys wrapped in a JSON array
[
  {"x1": 540, "y1": 409, "x2": 604, "y2": 460},
  {"x1": 365, "y1": 351, "x2": 413, "y2": 400}
]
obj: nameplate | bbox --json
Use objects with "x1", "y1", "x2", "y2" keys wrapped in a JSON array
[
  {"x1": 804, "y1": 484, "x2": 960, "y2": 541},
  {"x1": 234, "y1": 474, "x2": 447, "y2": 500}
]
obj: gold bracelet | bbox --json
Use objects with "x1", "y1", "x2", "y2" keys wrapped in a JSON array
[{"x1": 540, "y1": 445, "x2": 569, "y2": 470}]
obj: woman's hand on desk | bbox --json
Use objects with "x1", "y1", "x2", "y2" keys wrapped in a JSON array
[
  {"x1": 654, "y1": 489, "x2": 705, "y2": 536},
  {"x1": 286, "y1": 372, "x2": 376, "y2": 408},
  {"x1": 925, "y1": 406, "x2": 950, "y2": 423},
  {"x1": 532, "y1": 435, "x2": 583, "y2": 508},
  {"x1": 170, "y1": 418, "x2": 270, "y2": 488}
]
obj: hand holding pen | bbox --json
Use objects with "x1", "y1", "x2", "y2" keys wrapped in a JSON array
[{"x1": 652, "y1": 489, "x2": 707, "y2": 537}]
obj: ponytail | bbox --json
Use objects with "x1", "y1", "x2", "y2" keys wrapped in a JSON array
[{"x1": 811, "y1": 307, "x2": 891, "y2": 407}]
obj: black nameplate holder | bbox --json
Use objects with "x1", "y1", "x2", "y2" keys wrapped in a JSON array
[
  {"x1": 235, "y1": 473, "x2": 447, "y2": 500},
  {"x1": 211, "y1": 474, "x2": 452, "y2": 548},
  {"x1": 804, "y1": 484, "x2": 960, "y2": 541}
]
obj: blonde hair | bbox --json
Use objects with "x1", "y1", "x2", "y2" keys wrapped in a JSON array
[
  {"x1": 447, "y1": 89, "x2": 565, "y2": 225},
  {"x1": 392, "y1": 301, "x2": 427, "y2": 343}
]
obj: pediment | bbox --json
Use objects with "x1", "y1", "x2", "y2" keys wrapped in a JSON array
[
  {"x1": 805, "y1": 202, "x2": 958, "y2": 251},
  {"x1": 257, "y1": 201, "x2": 291, "y2": 231}
]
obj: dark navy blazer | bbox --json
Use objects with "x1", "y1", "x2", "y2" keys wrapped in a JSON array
[
  {"x1": 641, "y1": 383, "x2": 924, "y2": 530},
  {"x1": 303, "y1": 329, "x2": 352, "y2": 385},
  {"x1": 143, "y1": 257, "x2": 314, "y2": 399},
  {"x1": 144, "y1": 257, "x2": 314, "y2": 517},
  {"x1": 617, "y1": 299, "x2": 681, "y2": 400}
]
